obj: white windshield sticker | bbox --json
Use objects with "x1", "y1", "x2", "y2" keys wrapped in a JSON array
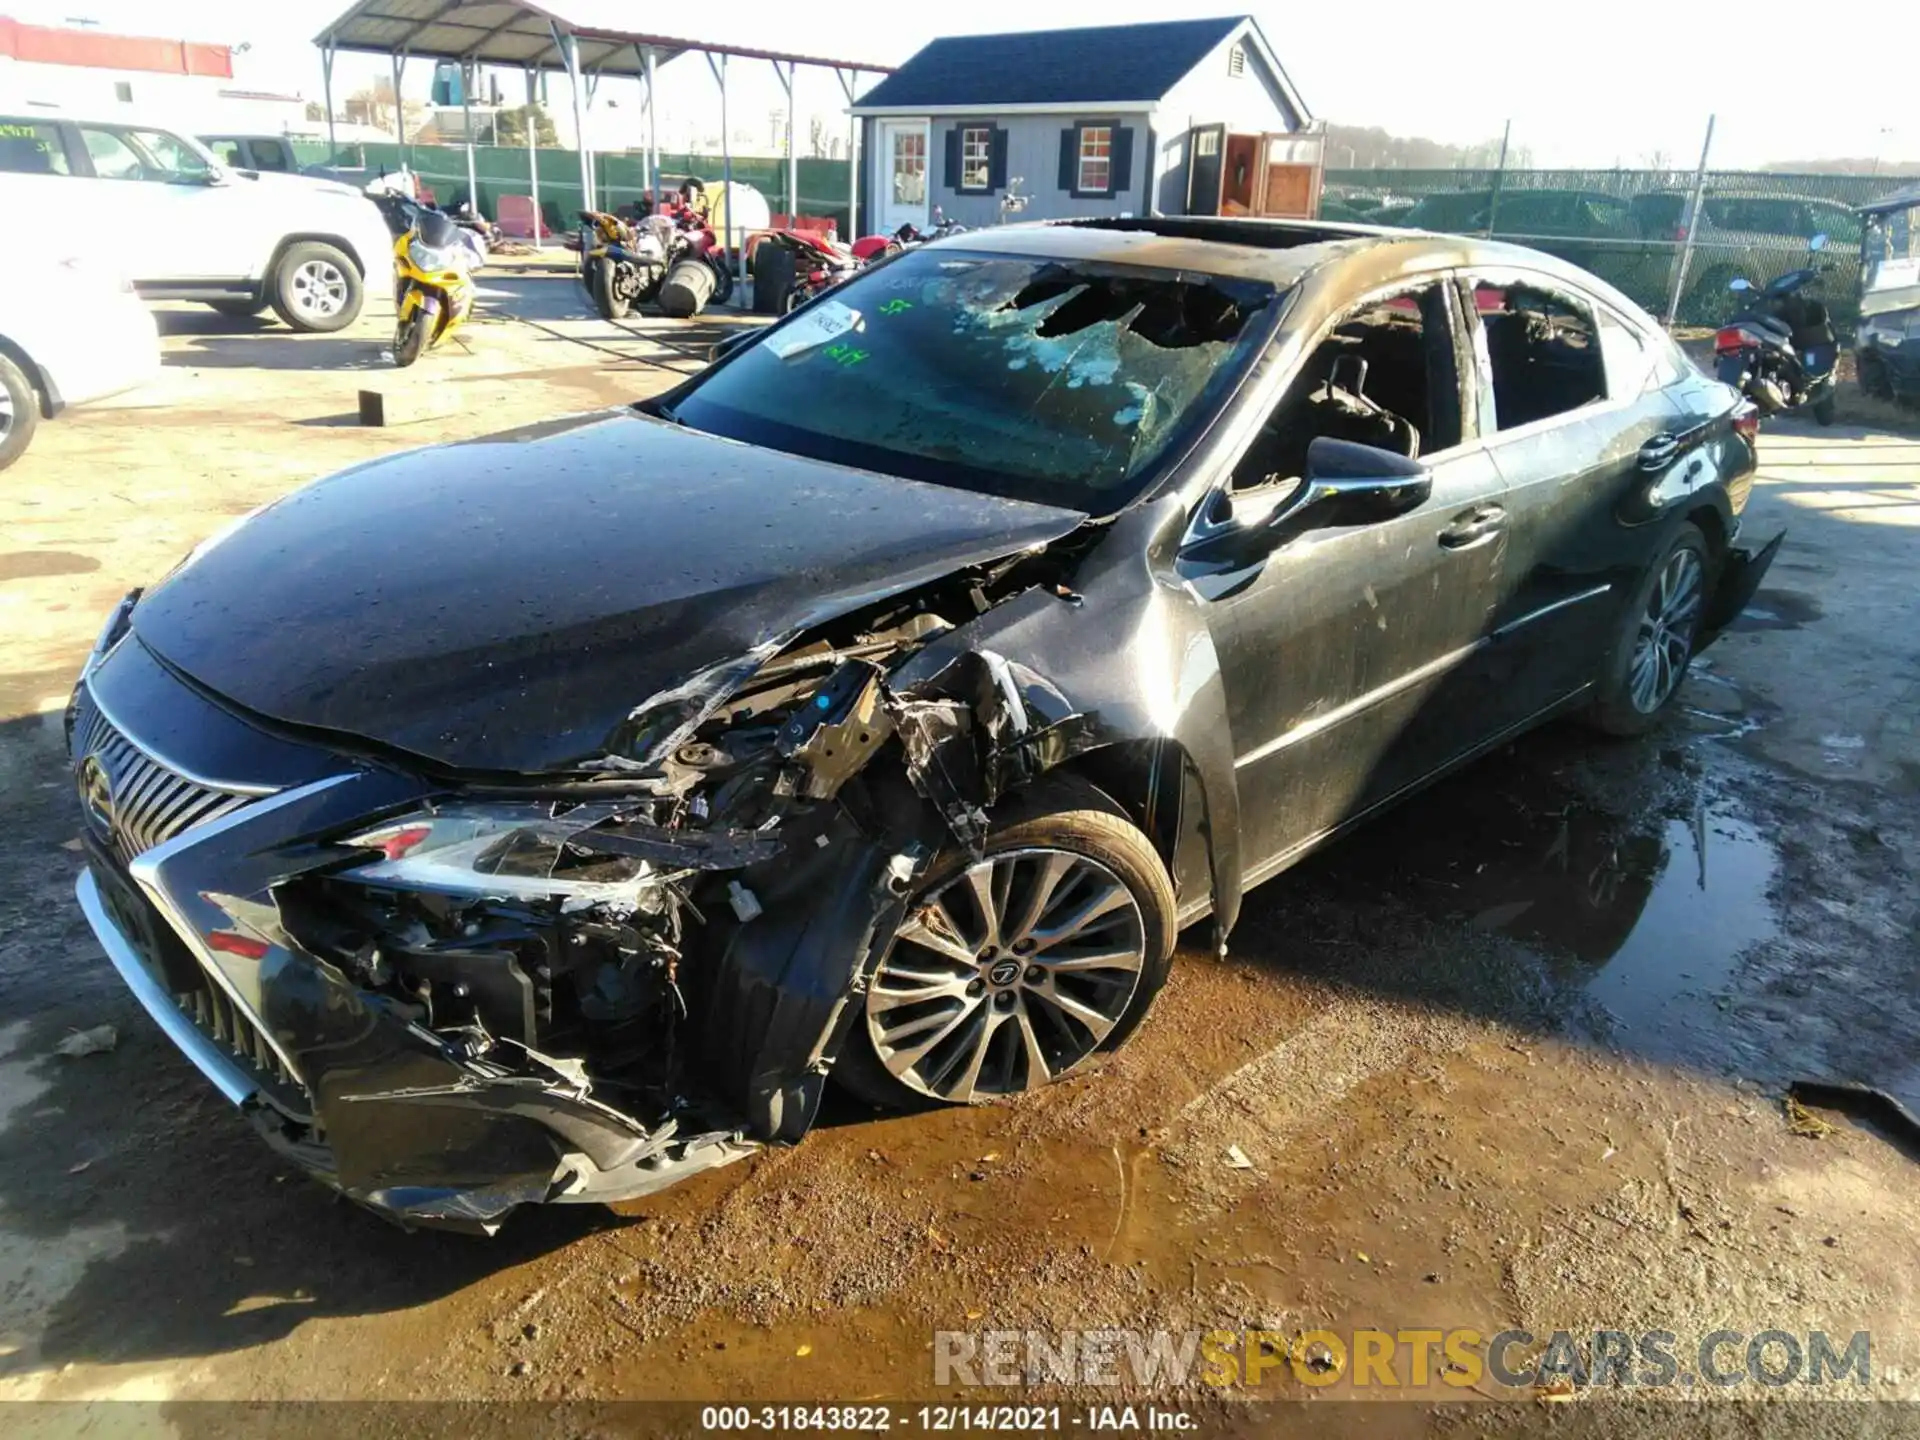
[{"x1": 763, "y1": 299, "x2": 863, "y2": 360}]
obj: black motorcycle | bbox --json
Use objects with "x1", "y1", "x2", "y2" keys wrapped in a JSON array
[{"x1": 1714, "y1": 234, "x2": 1839, "y2": 426}]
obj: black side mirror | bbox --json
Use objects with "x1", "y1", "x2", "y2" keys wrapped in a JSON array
[
  {"x1": 1186, "y1": 437, "x2": 1431, "y2": 566},
  {"x1": 708, "y1": 331, "x2": 754, "y2": 364}
]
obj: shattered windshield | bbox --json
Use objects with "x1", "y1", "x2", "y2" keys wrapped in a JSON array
[{"x1": 668, "y1": 249, "x2": 1277, "y2": 511}]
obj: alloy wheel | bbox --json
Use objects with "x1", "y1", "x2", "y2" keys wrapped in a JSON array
[
  {"x1": 1629, "y1": 547, "x2": 1704, "y2": 714},
  {"x1": 865, "y1": 847, "x2": 1147, "y2": 1102},
  {"x1": 289, "y1": 259, "x2": 349, "y2": 320}
]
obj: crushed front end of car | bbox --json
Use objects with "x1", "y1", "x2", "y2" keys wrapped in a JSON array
[{"x1": 66, "y1": 535, "x2": 1128, "y2": 1233}]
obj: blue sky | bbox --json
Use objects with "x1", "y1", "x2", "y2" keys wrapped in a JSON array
[{"x1": 8, "y1": 0, "x2": 1906, "y2": 169}]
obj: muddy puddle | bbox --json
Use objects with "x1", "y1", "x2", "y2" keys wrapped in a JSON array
[{"x1": 1278, "y1": 744, "x2": 1783, "y2": 1070}]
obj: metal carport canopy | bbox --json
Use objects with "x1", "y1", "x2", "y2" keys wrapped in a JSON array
[
  {"x1": 312, "y1": 0, "x2": 891, "y2": 80},
  {"x1": 314, "y1": 1, "x2": 891, "y2": 285}
]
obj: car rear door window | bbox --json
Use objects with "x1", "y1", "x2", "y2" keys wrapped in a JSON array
[
  {"x1": 0, "y1": 120, "x2": 72, "y2": 175},
  {"x1": 1472, "y1": 280, "x2": 1605, "y2": 429}
]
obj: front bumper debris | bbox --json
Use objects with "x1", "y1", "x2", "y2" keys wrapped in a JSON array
[{"x1": 71, "y1": 767, "x2": 763, "y2": 1233}]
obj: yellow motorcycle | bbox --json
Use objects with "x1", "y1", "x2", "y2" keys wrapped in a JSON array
[{"x1": 377, "y1": 197, "x2": 482, "y2": 367}]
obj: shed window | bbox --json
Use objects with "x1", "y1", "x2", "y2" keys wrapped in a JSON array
[
  {"x1": 115, "y1": 81, "x2": 133, "y2": 103},
  {"x1": 1078, "y1": 125, "x2": 1112, "y2": 194},
  {"x1": 961, "y1": 126, "x2": 991, "y2": 190}
]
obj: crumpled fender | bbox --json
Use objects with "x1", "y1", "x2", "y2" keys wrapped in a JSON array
[{"x1": 887, "y1": 493, "x2": 1245, "y2": 937}]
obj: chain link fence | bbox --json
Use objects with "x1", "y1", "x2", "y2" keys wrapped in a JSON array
[{"x1": 1320, "y1": 165, "x2": 1916, "y2": 329}]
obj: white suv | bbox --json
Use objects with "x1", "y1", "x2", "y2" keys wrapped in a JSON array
[{"x1": 0, "y1": 113, "x2": 393, "y2": 332}]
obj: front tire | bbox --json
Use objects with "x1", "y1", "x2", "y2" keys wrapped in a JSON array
[
  {"x1": 1588, "y1": 522, "x2": 1710, "y2": 736},
  {"x1": 269, "y1": 242, "x2": 363, "y2": 333},
  {"x1": 0, "y1": 352, "x2": 41, "y2": 472},
  {"x1": 834, "y1": 779, "x2": 1176, "y2": 1110},
  {"x1": 392, "y1": 306, "x2": 431, "y2": 367},
  {"x1": 1811, "y1": 391, "x2": 1836, "y2": 426},
  {"x1": 589, "y1": 258, "x2": 629, "y2": 320}
]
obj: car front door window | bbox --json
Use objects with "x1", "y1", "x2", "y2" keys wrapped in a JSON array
[{"x1": 79, "y1": 126, "x2": 147, "y2": 181}]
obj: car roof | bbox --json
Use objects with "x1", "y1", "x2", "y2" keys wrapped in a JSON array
[{"x1": 936, "y1": 217, "x2": 1654, "y2": 319}]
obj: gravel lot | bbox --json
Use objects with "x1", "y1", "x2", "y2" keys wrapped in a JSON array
[{"x1": 1, "y1": 273, "x2": 1916, "y2": 1431}]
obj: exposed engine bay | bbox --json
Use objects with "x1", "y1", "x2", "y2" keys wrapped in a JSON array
[{"x1": 224, "y1": 534, "x2": 1117, "y2": 1229}]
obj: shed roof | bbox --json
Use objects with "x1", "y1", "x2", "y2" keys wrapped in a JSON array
[{"x1": 851, "y1": 16, "x2": 1250, "y2": 111}]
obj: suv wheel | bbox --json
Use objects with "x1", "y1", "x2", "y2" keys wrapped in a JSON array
[
  {"x1": 834, "y1": 779, "x2": 1176, "y2": 1109},
  {"x1": 269, "y1": 243, "x2": 363, "y2": 332},
  {"x1": 0, "y1": 352, "x2": 41, "y2": 472}
]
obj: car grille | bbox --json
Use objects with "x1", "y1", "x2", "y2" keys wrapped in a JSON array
[
  {"x1": 70, "y1": 687, "x2": 259, "y2": 862},
  {"x1": 70, "y1": 687, "x2": 311, "y2": 1117}
]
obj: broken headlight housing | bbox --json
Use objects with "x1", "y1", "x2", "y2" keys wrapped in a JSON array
[{"x1": 340, "y1": 802, "x2": 675, "y2": 912}]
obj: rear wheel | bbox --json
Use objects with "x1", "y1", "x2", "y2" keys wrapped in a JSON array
[
  {"x1": 1589, "y1": 522, "x2": 1710, "y2": 736},
  {"x1": 0, "y1": 352, "x2": 41, "y2": 472},
  {"x1": 1811, "y1": 391, "x2": 1836, "y2": 426},
  {"x1": 269, "y1": 242, "x2": 363, "y2": 333},
  {"x1": 834, "y1": 780, "x2": 1176, "y2": 1109}
]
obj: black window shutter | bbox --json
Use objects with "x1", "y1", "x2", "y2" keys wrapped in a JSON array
[
  {"x1": 943, "y1": 126, "x2": 962, "y2": 191},
  {"x1": 1059, "y1": 127, "x2": 1077, "y2": 193},
  {"x1": 988, "y1": 126, "x2": 1008, "y2": 191},
  {"x1": 1110, "y1": 126, "x2": 1134, "y2": 199}
]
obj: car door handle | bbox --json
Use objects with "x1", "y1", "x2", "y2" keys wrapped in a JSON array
[
  {"x1": 1438, "y1": 504, "x2": 1507, "y2": 549},
  {"x1": 1638, "y1": 434, "x2": 1680, "y2": 471}
]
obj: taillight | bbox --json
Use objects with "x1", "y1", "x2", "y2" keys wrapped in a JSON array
[
  {"x1": 1732, "y1": 403, "x2": 1760, "y2": 445},
  {"x1": 1714, "y1": 326, "x2": 1750, "y2": 353}
]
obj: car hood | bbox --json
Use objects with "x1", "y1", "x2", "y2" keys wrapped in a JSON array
[{"x1": 131, "y1": 410, "x2": 1089, "y2": 774}]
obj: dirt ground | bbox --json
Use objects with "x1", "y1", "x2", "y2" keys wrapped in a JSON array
[{"x1": 1, "y1": 272, "x2": 1917, "y2": 1432}]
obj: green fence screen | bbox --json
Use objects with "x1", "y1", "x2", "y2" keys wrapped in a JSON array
[
  {"x1": 1318, "y1": 167, "x2": 1919, "y2": 327},
  {"x1": 290, "y1": 139, "x2": 855, "y2": 239}
]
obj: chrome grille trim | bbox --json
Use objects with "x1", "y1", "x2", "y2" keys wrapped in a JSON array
[{"x1": 71, "y1": 687, "x2": 268, "y2": 862}]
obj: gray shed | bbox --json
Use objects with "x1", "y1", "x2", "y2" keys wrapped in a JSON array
[{"x1": 849, "y1": 15, "x2": 1317, "y2": 236}]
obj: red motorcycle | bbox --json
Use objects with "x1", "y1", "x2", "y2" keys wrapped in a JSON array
[{"x1": 757, "y1": 216, "x2": 969, "y2": 313}]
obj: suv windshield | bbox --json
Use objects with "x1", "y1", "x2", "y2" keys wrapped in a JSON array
[{"x1": 667, "y1": 248, "x2": 1277, "y2": 511}]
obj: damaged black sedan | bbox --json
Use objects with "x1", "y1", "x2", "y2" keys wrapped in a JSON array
[{"x1": 69, "y1": 219, "x2": 1778, "y2": 1230}]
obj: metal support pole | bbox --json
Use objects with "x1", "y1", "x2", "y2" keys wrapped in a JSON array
[
  {"x1": 525, "y1": 65, "x2": 541, "y2": 244},
  {"x1": 322, "y1": 40, "x2": 337, "y2": 159},
  {"x1": 1484, "y1": 118, "x2": 1511, "y2": 237},
  {"x1": 390, "y1": 50, "x2": 408, "y2": 170},
  {"x1": 775, "y1": 60, "x2": 797, "y2": 222},
  {"x1": 641, "y1": 60, "x2": 656, "y2": 200},
  {"x1": 1664, "y1": 114, "x2": 1716, "y2": 329},
  {"x1": 838, "y1": 68, "x2": 860, "y2": 241},
  {"x1": 644, "y1": 45, "x2": 659, "y2": 208},
  {"x1": 461, "y1": 59, "x2": 478, "y2": 217},
  {"x1": 553, "y1": 23, "x2": 593, "y2": 212},
  {"x1": 707, "y1": 51, "x2": 738, "y2": 302}
]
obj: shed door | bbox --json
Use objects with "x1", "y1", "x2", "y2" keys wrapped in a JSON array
[
  {"x1": 1186, "y1": 123, "x2": 1225, "y2": 215},
  {"x1": 877, "y1": 119, "x2": 930, "y2": 234},
  {"x1": 1257, "y1": 133, "x2": 1321, "y2": 219}
]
